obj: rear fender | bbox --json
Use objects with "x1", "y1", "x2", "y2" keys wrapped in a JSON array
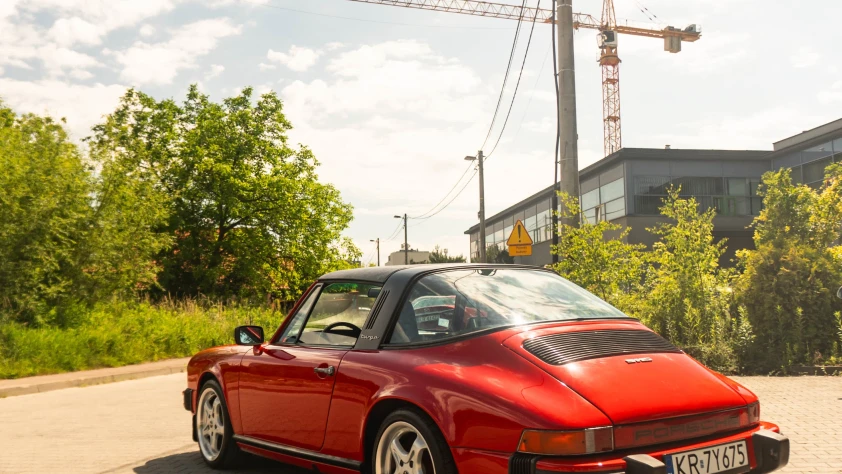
[{"x1": 188, "y1": 346, "x2": 250, "y2": 434}]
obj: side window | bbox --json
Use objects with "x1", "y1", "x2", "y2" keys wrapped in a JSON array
[
  {"x1": 298, "y1": 282, "x2": 381, "y2": 347},
  {"x1": 277, "y1": 286, "x2": 321, "y2": 344},
  {"x1": 388, "y1": 277, "x2": 485, "y2": 345}
]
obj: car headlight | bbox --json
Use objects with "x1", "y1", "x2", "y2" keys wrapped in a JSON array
[{"x1": 517, "y1": 427, "x2": 614, "y2": 455}]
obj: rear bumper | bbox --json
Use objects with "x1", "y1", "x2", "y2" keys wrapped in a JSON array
[
  {"x1": 182, "y1": 388, "x2": 194, "y2": 412},
  {"x1": 455, "y1": 422, "x2": 788, "y2": 474}
]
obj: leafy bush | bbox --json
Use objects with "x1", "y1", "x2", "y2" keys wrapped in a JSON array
[
  {"x1": 734, "y1": 166, "x2": 842, "y2": 372},
  {"x1": 0, "y1": 300, "x2": 281, "y2": 379}
]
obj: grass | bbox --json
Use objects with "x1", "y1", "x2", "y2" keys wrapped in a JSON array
[{"x1": 0, "y1": 299, "x2": 282, "y2": 379}]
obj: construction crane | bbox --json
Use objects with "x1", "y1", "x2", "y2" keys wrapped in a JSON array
[{"x1": 348, "y1": 0, "x2": 702, "y2": 157}]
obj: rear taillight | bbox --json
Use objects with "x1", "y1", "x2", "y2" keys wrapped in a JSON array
[
  {"x1": 747, "y1": 402, "x2": 760, "y2": 425},
  {"x1": 518, "y1": 427, "x2": 614, "y2": 455},
  {"x1": 614, "y1": 405, "x2": 757, "y2": 449}
]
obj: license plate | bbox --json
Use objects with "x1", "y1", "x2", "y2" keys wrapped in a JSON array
[{"x1": 665, "y1": 440, "x2": 749, "y2": 474}]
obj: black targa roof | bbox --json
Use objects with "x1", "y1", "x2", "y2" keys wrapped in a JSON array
[{"x1": 319, "y1": 263, "x2": 544, "y2": 284}]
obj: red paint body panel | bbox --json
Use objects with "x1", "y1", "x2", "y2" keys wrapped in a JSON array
[
  {"x1": 504, "y1": 320, "x2": 749, "y2": 424},
  {"x1": 319, "y1": 331, "x2": 611, "y2": 461},
  {"x1": 186, "y1": 287, "x2": 783, "y2": 474},
  {"x1": 239, "y1": 345, "x2": 348, "y2": 451}
]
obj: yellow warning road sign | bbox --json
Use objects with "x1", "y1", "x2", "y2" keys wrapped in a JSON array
[
  {"x1": 507, "y1": 220, "x2": 533, "y2": 257},
  {"x1": 507, "y1": 220, "x2": 533, "y2": 246},
  {"x1": 508, "y1": 244, "x2": 532, "y2": 257}
]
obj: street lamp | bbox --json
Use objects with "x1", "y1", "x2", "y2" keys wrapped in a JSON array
[
  {"x1": 394, "y1": 214, "x2": 407, "y2": 265},
  {"x1": 465, "y1": 151, "x2": 486, "y2": 263},
  {"x1": 369, "y1": 238, "x2": 380, "y2": 267}
]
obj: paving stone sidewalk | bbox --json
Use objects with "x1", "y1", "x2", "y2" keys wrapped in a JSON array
[{"x1": 0, "y1": 370, "x2": 838, "y2": 473}]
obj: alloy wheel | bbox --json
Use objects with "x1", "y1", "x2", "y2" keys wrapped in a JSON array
[
  {"x1": 375, "y1": 421, "x2": 436, "y2": 474},
  {"x1": 197, "y1": 387, "x2": 225, "y2": 461}
]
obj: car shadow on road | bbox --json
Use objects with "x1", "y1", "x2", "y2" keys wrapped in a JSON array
[{"x1": 132, "y1": 450, "x2": 310, "y2": 474}]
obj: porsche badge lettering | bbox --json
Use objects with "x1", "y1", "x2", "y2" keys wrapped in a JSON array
[
  {"x1": 360, "y1": 335, "x2": 379, "y2": 341},
  {"x1": 625, "y1": 357, "x2": 653, "y2": 364}
]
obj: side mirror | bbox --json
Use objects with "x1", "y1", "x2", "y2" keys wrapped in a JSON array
[
  {"x1": 837, "y1": 286, "x2": 842, "y2": 300},
  {"x1": 234, "y1": 326, "x2": 265, "y2": 346}
]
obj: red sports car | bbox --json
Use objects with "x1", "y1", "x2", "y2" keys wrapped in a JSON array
[{"x1": 183, "y1": 264, "x2": 789, "y2": 474}]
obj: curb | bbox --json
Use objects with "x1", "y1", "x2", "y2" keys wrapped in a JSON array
[{"x1": 0, "y1": 357, "x2": 191, "y2": 398}]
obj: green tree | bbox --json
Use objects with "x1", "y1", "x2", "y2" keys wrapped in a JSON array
[
  {"x1": 0, "y1": 102, "x2": 169, "y2": 326},
  {"x1": 0, "y1": 105, "x2": 91, "y2": 324},
  {"x1": 89, "y1": 86, "x2": 357, "y2": 301},
  {"x1": 550, "y1": 192, "x2": 645, "y2": 310},
  {"x1": 735, "y1": 166, "x2": 842, "y2": 372},
  {"x1": 485, "y1": 245, "x2": 513, "y2": 264},
  {"x1": 428, "y1": 245, "x2": 466, "y2": 263}
]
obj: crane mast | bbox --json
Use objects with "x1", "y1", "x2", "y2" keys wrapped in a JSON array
[
  {"x1": 346, "y1": 0, "x2": 701, "y2": 158},
  {"x1": 599, "y1": 0, "x2": 621, "y2": 156}
]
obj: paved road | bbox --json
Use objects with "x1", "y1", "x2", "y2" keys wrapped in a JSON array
[{"x1": 0, "y1": 373, "x2": 838, "y2": 473}]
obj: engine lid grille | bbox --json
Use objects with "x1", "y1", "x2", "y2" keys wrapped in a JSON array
[{"x1": 522, "y1": 329, "x2": 681, "y2": 365}]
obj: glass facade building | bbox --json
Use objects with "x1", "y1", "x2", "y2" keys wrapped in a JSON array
[{"x1": 466, "y1": 117, "x2": 842, "y2": 266}]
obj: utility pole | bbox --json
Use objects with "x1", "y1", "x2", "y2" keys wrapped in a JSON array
[
  {"x1": 465, "y1": 151, "x2": 486, "y2": 263},
  {"x1": 558, "y1": 0, "x2": 581, "y2": 230},
  {"x1": 394, "y1": 214, "x2": 408, "y2": 264},
  {"x1": 370, "y1": 238, "x2": 380, "y2": 266}
]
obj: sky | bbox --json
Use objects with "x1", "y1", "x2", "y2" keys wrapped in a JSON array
[{"x1": 2, "y1": 0, "x2": 841, "y2": 266}]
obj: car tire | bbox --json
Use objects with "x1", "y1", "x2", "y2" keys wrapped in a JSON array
[
  {"x1": 196, "y1": 379, "x2": 241, "y2": 469},
  {"x1": 372, "y1": 408, "x2": 458, "y2": 474}
]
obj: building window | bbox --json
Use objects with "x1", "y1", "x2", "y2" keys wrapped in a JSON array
[
  {"x1": 525, "y1": 213, "x2": 538, "y2": 242},
  {"x1": 803, "y1": 157, "x2": 832, "y2": 186},
  {"x1": 600, "y1": 177, "x2": 625, "y2": 203},
  {"x1": 535, "y1": 209, "x2": 550, "y2": 242},
  {"x1": 670, "y1": 176, "x2": 724, "y2": 196},
  {"x1": 802, "y1": 141, "x2": 833, "y2": 164},
  {"x1": 604, "y1": 197, "x2": 625, "y2": 221},
  {"x1": 633, "y1": 175, "x2": 762, "y2": 217}
]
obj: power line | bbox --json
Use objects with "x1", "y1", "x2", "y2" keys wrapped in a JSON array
[
  {"x1": 409, "y1": 161, "x2": 474, "y2": 219},
  {"x1": 484, "y1": 0, "x2": 541, "y2": 159},
  {"x1": 382, "y1": 220, "x2": 404, "y2": 242},
  {"x1": 511, "y1": 44, "x2": 551, "y2": 142},
  {"x1": 409, "y1": 0, "x2": 537, "y2": 224},
  {"x1": 239, "y1": 0, "x2": 516, "y2": 30},
  {"x1": 480, "y1": 0, "x2": 528, "y2": 150},
  {"x1": 411, "y1": 170, "x2": 478, "y2": 225}
]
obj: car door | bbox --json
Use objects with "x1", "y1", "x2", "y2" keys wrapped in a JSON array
[{"x1": 238, "y1": 281, "x2": 379, "y2": 451}]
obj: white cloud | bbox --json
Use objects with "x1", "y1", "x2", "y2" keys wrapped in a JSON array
[
  {"x1": 818, "y1": 81, "x2": 842, "y2": 104},
  {"x1": 37, "y1": 44, "x2": 101, "y2": 77},
  {"x1": 22, "y1": 0, "x2": 181, "y2": 32},
  {"x1": 325, "y1": 42, "x2": 345, "y2": 51},
  {"x1": 281, "y1": 40, "x2": 485, "y2": 124},
  {"x1": 267, "y1": 45, "x2": 322, "y2": 72},
  {"x1": 113, "y1": 18, "x2": 241, "y2": 85},
  {"x1": 139, "y1": 24, "x2": 156, "y2": 37},
  {"x1": 258, "y1": 62, "x2": 276, "y2": 71},
  {"x1": 48, "y1": 17, "x2": 102, "y2": 46},
  {"x1": 69, "y1": 69, "x2": 94, "y2": 80},
  {"x1": 205, "y1": 64, "x2": 224, "y2": 80},
  {"x1": 523, "y1": 116, "x2": 554, "y2": 134},
  {"x1": 791, "y1": 47, "x2": 821, "y2": 68},
  {"x1": 0, "y1": 78, "x2": 126, "y2": 140},
  {"x1": 279, "y1": 40, "x2": 494, "y2": 213}
]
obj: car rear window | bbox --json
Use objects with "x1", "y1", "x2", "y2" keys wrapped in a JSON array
[{"x1": 388, "y1": 268, "x2": 628, "y2": 345}]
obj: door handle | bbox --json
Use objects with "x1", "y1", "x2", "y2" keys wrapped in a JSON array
[{"x1": 313, "y1": 366, "x2": 335, "y2": 377}]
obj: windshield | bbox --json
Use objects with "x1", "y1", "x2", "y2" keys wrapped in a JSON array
[{"x1": 388, "y1": 268, "x2": 628, "y2": 344}]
